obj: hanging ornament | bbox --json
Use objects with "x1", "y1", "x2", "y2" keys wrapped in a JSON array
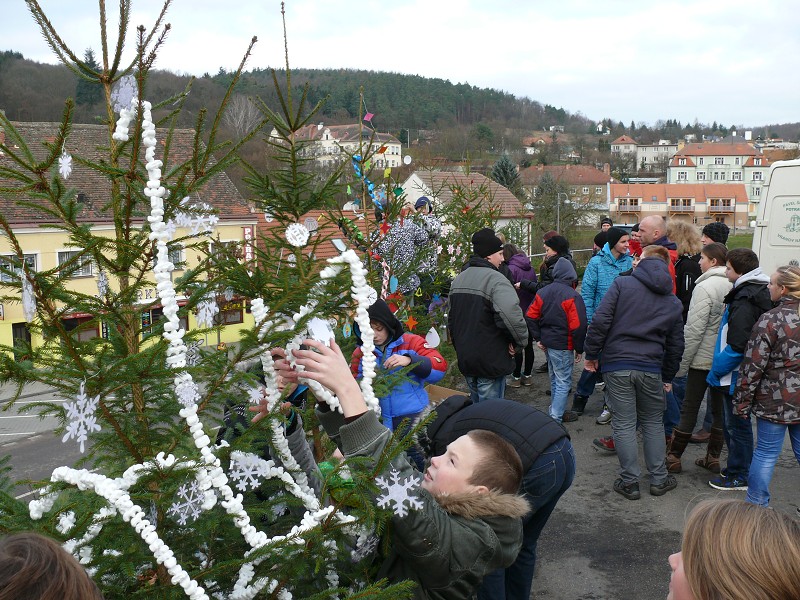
[
  {"x1": 285, "y1": 223, "x2": 310, "y2": 247},
  {"x1": 223, "y1": 287, "x2": 235, "y2": 302},
  {"x1": 379, "y1": 221, "x2": 391, "y2": 235},
  {"x1": 389, "y1": 275, "x2": 398, "y2": 293},
  {"x1": 21, "y1": 276, "x2": 36, "y2": 322},
  {"x1": 62, "y1": 381, "x2": 101, "y2": 454},
  {"x1": 425, "y1": 327, "x2": 441, "y2": 348},
  {"x1": 403, "y1": 315, "x2": 418, "y2": 331},
  {"x1": 195, "y1": 293, "x2": 219, "y2": 329},
  {"x1": 96, "y1": 268, "x2": 109, "y2": 297},
  {"x1": 365, "y1": 286, "x2": 378, "y2": 306},
  {"x1": 342, "y1": 322, "x2": 352, "y2": 338},
  {"x1": 263, "y1": 211, "x2": 274, "y2": 223},
  {"x1": 58, "y1": 150, "x2": 73, "y2": 179},
  {"x1": 306, "y1": 317, "x2": 335, "y2": 347},
  {"x1": 285, "y1": 254, "x2": 297, "y2": 268},
  {"x1": 111, "y1": 74, "x2": 138, "y2": 113},
  {"x1": 303, "y1": 217, "x2": 319, "y2": 235}
]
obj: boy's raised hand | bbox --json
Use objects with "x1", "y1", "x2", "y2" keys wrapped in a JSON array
[{"x1": 383, "y1": 354, "x2": 412, "y2": 369}]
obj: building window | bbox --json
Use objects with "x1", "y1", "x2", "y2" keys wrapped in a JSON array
[
  {"x1": 570, "y1": 187, "x2": 577, "y2": 194},
  {"x1": 58, "y1": 250, "x2": 93, "y2": 277},
  {"x1": 753, "y1": 172, "x2": 762, "y2": 181},
  {"x1": 63, "y1": 316, "x2": 99, "y2": 342},
  {"x1": 754, "y1": 158, "x2": 762, "y2": 166},
  {"x1": 735, "y1": 157, "x2": 741, "y2": 165},
  {"x1": 732, "y1": 172, "x2": 742, "y2": 181},
  {"x1": 754, "y1": 187, "x2": 761, "y2": 196},
  {"x1": 678, "y1": 158, "x2": 686, "y2": 166},
  {"x1": 168, "y1": 244, "x2": 184, "y2": 269},
  {"x1": 0, "y1": 254, "x2": 36, "y2": 283},
  {"x1": 699, "y1": 158, "x2": 704, "y2": 165},
  {"x1": 218, "y1": 300, "x2": 244, "y2": 325},
  {"x1": 696, "y1": 172, "x2": 706, "y2": 181},
  {"x1": 595, "y1": 186, "x2": 602, "y2": 194},
  {"x1": 582, "y1": 186, "x2": 590, "y2": 194},
  {"x1": 714, "y1": 157, "x2": 724, "y2": 165},
  {"x1": 677, "y1": 171, "x2": 687, "y2": 181}
]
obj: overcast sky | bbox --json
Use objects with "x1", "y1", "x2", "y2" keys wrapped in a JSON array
[{"x1": 4, "y1": 1, "x2": 798, "y2": 128}]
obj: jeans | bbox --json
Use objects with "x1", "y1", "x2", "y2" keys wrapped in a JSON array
[
  {"x1": 478, "y1": 438, "x2": 576, "y2": 600},
  {"x1": 676, "y1": 370, "x2": 723, "y2": 434},
  {"x1": 605, "y1": 370, "x2": 668, "y2": 485},
  {"x1": 746, "y1": 418, "x2": 800, "y2": 506},
  {"x1": 547, "y1": 349, "x2": 574, "y2": 422},
  {"x1": 717, "y1": 386, "x2": 754, "y2": 480},
  {"x1": 465, "y1": 376, "x2": 506, "y2": 403},
  {"x1": 513, "y1": 336, "x2": 535, "y2": 378},
  {"x1": 575, "y1": 368, "x2": 598, "y2": 398},
  {"x1": 664, "y1": 374, "x2": 687, "y2": 437}
]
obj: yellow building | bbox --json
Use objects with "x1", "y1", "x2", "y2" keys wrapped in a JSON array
[{"x1": 0, "y1": 122, "x2": 258, "y2": 357}]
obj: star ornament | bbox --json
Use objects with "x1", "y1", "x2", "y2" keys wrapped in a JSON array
[
  {"x1": 379, "y1": 221, "x2": 391, "y2": 235},
  {"x1": 404, "y1": 315, "x2": 418, "y2": 331}
]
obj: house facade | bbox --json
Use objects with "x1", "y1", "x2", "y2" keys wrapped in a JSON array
[
  {"x1": 519, "y1": 164, "x2": 616, "y2": 213},
  {"x1": 666, "y1": 142, "x2": 769, "y2": 215},
  {"x1": 609, "y1": 183, "x2": 750, "y2": 231},
  {"x1": 636, "y1": 140, "x2": 680, "y2": 172},
  {"x1": 0, "y1": 123, "x2": 259, "y2": 356},
  {"x1": 610, "y1": 135, "x2": 637, "y2": 156},
  {"x1": 286, "y1": 123, "x2": 403, "y2": 169}
]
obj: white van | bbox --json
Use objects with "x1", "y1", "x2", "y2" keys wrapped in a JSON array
[{"x1": 751, "y1": 158, "x2": 800, "y2": 274}]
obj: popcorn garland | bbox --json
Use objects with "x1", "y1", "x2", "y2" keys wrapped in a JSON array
[{"x1": 31, "y1": 96, "x2": 384, "y2": 599}]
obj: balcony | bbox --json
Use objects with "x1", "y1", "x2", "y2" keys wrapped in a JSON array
[
  {"x1": 708, "y1": 204, "x2": 735, "y2": 213},
  {"x1": 617, "y1": 202, "x2": 641, "y2": 213},
  {"x1": 669, "y1": 203, "x2": 694, "y2": 213}
]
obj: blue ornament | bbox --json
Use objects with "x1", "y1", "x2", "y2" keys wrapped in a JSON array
[{"x1": 389, "y1": 276, "x2": 398, "y2": 293}]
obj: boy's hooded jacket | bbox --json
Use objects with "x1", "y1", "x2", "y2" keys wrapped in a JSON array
[
  {"x1": 526, "y1": 258, "x2": 587, "y2": 353},
  {"x1": 506, "y1": 252, "x2": 538, "y2": 311},
  {"x1": 707, "y1": 268, "x2": 773, "y2": 393},
  {"x1": 318, "y1": 407, "x2": 528, "y2": 600},
  {"x1": 581, "y1": 242, "x2": 633, "y2": 323},
  {"x1": 351, "y1": 299, "x2": 447, "y2": 427},
  {"x1": 584, "y1": 257, "x2": 684, "y2": 382}
]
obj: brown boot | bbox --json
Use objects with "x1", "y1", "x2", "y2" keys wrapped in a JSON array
[
  {"x1": 666, "y1": 429, "x2": 692, "y2": 473},
  {"x1": 695, "y1": 427, "x2": 724, "y2": 474}
]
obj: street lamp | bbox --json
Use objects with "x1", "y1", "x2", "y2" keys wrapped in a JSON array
[{"x1": 557, "y1": 192, "x2": 569, "y2": 233}]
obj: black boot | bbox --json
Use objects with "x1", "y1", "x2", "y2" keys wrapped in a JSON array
[{"x1": 571, "y1": 395, "x2": 589, "y2": 416}]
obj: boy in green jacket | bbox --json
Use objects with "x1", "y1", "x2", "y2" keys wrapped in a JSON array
[{"x1": 267, "y1": 339, "x2": 530, "y2": 600}]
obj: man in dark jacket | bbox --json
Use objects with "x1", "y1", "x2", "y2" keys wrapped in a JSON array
[
  {"x1": 584, "y1": 251, "x2": 685, "y2": 500},
  {"x1": 420, "y1": 395, "x2": 574, "y2": 600},
  {"x1": 448, "y1": 228, "x2": 529, "y2": 402},
  {"x1": 706, "y1": 248, "x2": 773, "y2": 491}
]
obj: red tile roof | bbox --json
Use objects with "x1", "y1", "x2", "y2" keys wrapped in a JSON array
[
  {"x1": 669, "y1": 156, "x2": 697, "y2": 167},
  {"x1": 610, "y1": 183, "x2": 750, "y2": 204},
  {"x1": 404, "y1": 171, "x2": 523, "y2": 218},
  {"x1": 520, "y1": 164, "x2": 616, "y2": 186},
  {"x1": 611, "y1": 135, "x2": 638, "y2": 145},
  {"x1": 0, "y1": 122, "x2": 252, "y2": 226},
  {"x1": 675, "y1": 142, "x2": 759, "y2": 157}
]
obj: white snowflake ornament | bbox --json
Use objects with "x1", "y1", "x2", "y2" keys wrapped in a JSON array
[
  {"x1": 62, "y1": 381, "x2": 101, "y2": 453},
  {"x1": 223, "y1": 287, "x2": 234, "y2": 302},
  {"x1": 351, "y1": 533, "x2": 379, "y2": 562},
  {"x1": 111, "y1": 74, "x2": 138, "y2": 113},
  {"x1": 185, "y1": 341, "x2": 203, "y2": 367},
  {"x1": 285, "y1": 223, "x2": 310, "y2": 247},
  {"x1": 364, "y1": 286, "x2": 378, "y2": 306},
  {"x1": 167, "y1": 480, "x2": 205, "y2": 525},
  {"x1": 195, "y1": 293, "x2": 218, "y2": 329},
  {"x1": 228, "y1": 451, "x2": 268, "y2": 491},
  {"x1": 96, "y1": 268, "x2": 109, "y2": 297},
  {"x1": 306, "y1": 317, "x2": 334, "y2": 346},
  {"x1": 21, "y1": 276, "x2": 36, "y2": 322},
  {"x1": 58, "y1": 151, "x2": 73, "y2": 179},
  {"x1": 263, "y1": 211, "x2": 274, "y2": 223},
  {"x1": 375, "y1": 469, "x2": 423, "y2": 517}
]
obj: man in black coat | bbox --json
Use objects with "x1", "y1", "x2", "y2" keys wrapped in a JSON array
[{"x1": 420, "y1": 395, "x2": 575, "y2": 600}]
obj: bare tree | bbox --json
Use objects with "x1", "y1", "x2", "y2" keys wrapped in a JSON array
[{"x1": 222, "y1": 94, "x2": 261, "y2": 138}]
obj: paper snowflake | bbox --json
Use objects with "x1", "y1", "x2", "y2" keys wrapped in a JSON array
[
  {"x1": 351, "y1": 534, "x2": 379, "y2": 562},
  {"x1": 167, "y1": 480, "x2": 205, "y2": 525},
  {"x1": 306, "y1": 317, "x2": 334, "y2": 346},
  {"x1": 223, "y1": 287, "x2": 235, "y2": 302},
  {"x1": 111, "y1": 74, "x2": 138, "y2": 113},
  {"x1": 58, "y1": 151, "x2": 73, "y2": 179},
  {"x1": 175, "y1": 378, "x2": 200, "y2": 408},
  {"x1": 185, "y1": 341, "x2": 203, "y2": 367},
  {"x1": 365, "y1": 286, "x2": 378, "y2": 306},
  {"x1": 195, "y1": 294, "x2": 219, "y2": 329},
  {"x1": 175, "y1": 200, "x2": 219, "y2": 235},
  {"x1": 96, "y1": 268, "x2": 109, "y2": 297},
  {"x1": 21, "y1": 276, "x2": 36, "y2": 322},
  {"x1": 263, "y1": 212, "x2": 274, "y2": 223},
  {"x1": 375, "y1": 469, "x2": 423, "y2": 517},
  {"x1": 285, "y1": 223, "x2": 310, "y2": 248},
  {"x1": 229, "y1": 452, "x2": 269, "y2": 492},
  {"x1": 62, "y1": 381, "x2": 101, "y2": 453}
]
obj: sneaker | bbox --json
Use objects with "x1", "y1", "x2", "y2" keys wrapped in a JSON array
[
  {"x1": 596, "y1": 407, "x2": 612, "y2": 425},
  {"x1": 592, "y1": 436, "x2": 616, "y2": 453},
  {"x1": 708, "y1": 474, "x2": 748, "y2": 491},
  {"x1": 613, "y1": 478, "x2": 640, "y2": 500},
  {"x1": 595, "y1": 381, "x2": 606, "y2": 391},
  {"x1": 520, "y1": 375, "x2": 533, "y2": 386},
  {"x1": 535, "y1": 363, "x2": 549, "y2": 374},
  {"x1": 508, "y1": 377, "x2": 522, "y2": 388},
  {"x1": 561, "y1": 410, "x2": 579, "y2": 423},
  {"x1": 650, "y1": 475, "x2": 678, "y2": 496}
]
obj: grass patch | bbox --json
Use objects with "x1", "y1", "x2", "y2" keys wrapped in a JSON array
[{"x1": 725, "y1": 233, "x2": 753, "y2": 249}]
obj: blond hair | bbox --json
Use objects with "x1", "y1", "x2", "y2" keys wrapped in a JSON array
[
  {"x1": 775, "y1": 265, "x2": 800, "y2": 316},
  {"x1": 682, "y1": 499, "x2": 800, "y2": 600},
  {"x1": 641, "y1": 245, "x2": 670, "y2": 264},
  {"x1": 667, "y1": 220, "x2": 702, "y2": 256}
]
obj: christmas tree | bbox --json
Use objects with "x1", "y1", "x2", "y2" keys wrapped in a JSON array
[{"x1": 0, "y1": 2, "x2": 420, "y2": 598}]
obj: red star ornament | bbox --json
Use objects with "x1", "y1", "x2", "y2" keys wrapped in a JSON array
[
  {"x1": 404, "y1": 315, "x2": 418, "y2": 331},
  {"x1": 380, "y1": 221, "x2": 391, "y2": 235}
]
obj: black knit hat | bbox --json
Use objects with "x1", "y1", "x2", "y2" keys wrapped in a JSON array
[
  {"x1": 593, "y1": 231, "x2": 608, "y2": 248},
  {"x1": 601, "y1": 217, "x2": 613, "y2": 226},
  {"x1": 605, "y1": 226, "x2": 628, "y2": 249},
  {"x1": 472, "y1": 228, "x2": 504, "y2": 258},
  {"x1": 702, "y1": 221, "x2": 730, "y2": 244},
  {"x1": 544, "y1": 235, "x2": 570, "y2": 255}
]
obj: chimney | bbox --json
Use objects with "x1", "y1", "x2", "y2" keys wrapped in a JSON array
[{"x1": 603, "y1": 163, "x2": 610, "y2": 176}]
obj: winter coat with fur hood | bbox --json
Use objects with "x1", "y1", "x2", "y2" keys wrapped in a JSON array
[
  {"x1": 677, "y1": 265, "x2": 732, "y2": 375},
  {"x1": 317, "y1": 408, "x2": 529, "y2": 600}
]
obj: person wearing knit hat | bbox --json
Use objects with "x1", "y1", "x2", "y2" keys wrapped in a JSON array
[
  {"x1": 605, "y1": 226, "x2": 628, "y2": 251},
  {"x1": 544, "y1": 235, "x2": 570, "y2": 256},
  {"x1": 471, "y1": 227, "x2": 504, "y2": 261},
  {"x1": 593, "y1": 231, "x2": 608, "y2": 255},
  {"x1": 701, "y1": 221, "x2": 730, "y2": 245},
  {"x1": 449, "y1": 229, "x2": 529, "y2": 402},
  {"x1": 600, "y1": 217, "x2": 614, "y2": 232},
  {"x1": 414, "y1": 196, "x2": 433, "y2": 214}
]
